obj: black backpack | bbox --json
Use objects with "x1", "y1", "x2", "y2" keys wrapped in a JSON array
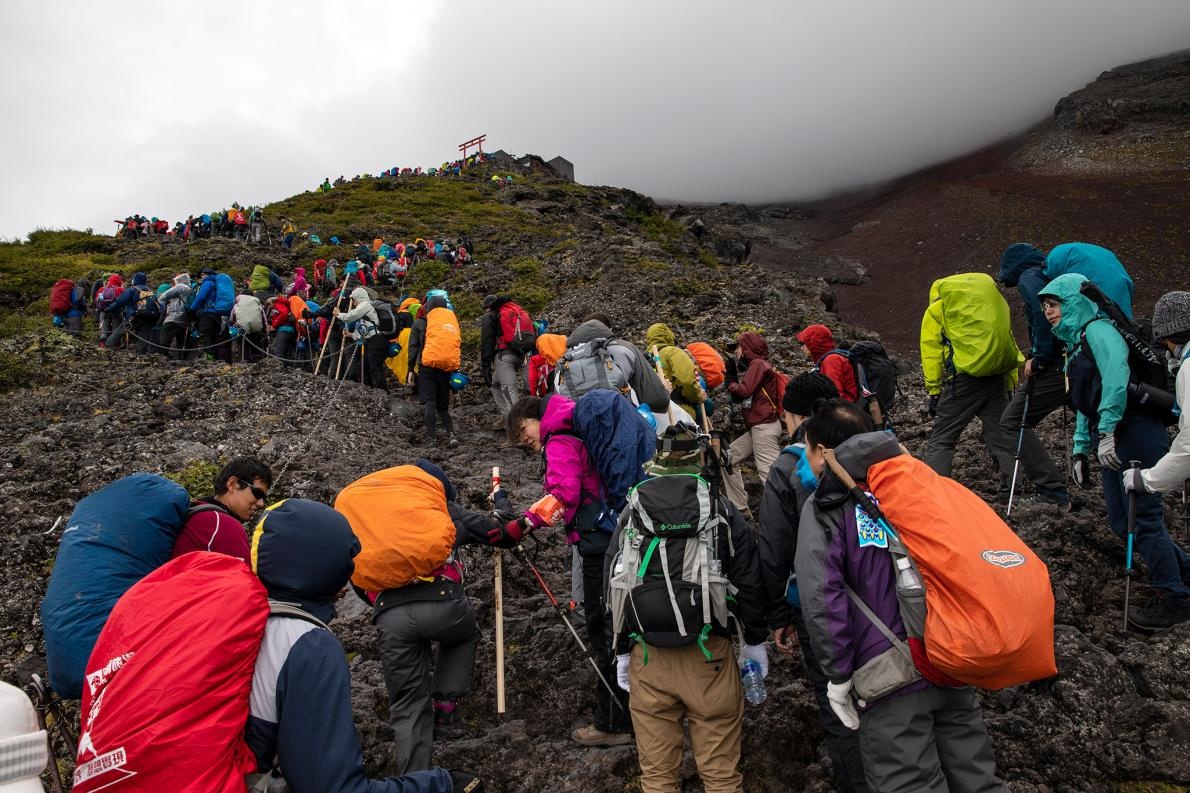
[
  {"x1": 134, "y1": 286, "x2": 161, "y2": 319},
  {"x1": 371, "y1": 300, "x2": 397, "y2": 337},
  {"x1": 818, "y1": 342, "x2": 900, "y2": 421},
  {"x1": 1077, "y1": 282, "x2": 1175, "y2": 424}
]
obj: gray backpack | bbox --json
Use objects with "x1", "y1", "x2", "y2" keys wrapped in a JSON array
[
  {"x1": 556, "y1": 338, "x2": 631, "y2": 400},
  {"x1": 608, "y1": 474, "x2": 739, "y2": 658}
]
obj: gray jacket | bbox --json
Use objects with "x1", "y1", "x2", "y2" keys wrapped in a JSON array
[
  {"x1": 158, "y1": 278, "x2": 192, "y2": 325},
  {"x1": 566, "y1": 320, "x2": 671, "y2": 412}
]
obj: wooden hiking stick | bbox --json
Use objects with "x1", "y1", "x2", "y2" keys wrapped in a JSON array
[
  {"x1": 492, "y1": 466, "x2": 506, "y2": 718},
  {"x1": 650, "y1": 344, "x2": 681, "y2": 425}
]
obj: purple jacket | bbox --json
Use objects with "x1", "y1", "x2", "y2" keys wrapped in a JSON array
[
  {"x1": 795, "y1": 431, "x2": 929, "y2": 702},
  {"x1": 528, "y1": 394, "x2": 604, "y2": 543}
]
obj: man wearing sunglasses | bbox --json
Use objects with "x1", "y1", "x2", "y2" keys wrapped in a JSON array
[{"x1": 171, "y1": 456, "x2": 273, "y2": 562}]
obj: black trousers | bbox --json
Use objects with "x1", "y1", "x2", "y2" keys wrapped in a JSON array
[
  {"x1": 418, "y1": 367, "x2": 453, "y2": 438},
  {"x1": 582, "y1": 546, "x2": 631, "y2": 733}
]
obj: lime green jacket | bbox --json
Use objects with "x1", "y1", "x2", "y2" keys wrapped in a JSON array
[
  {"x1": 645, "y1": 323, "x2": 703, "y2": 408},
  {"x1": 920, "y1": 273, "x2": 1023, "y2": 395}
]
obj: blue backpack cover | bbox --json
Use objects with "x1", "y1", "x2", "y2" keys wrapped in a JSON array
[
  {"x1": 41, "y1": 473, "x2": 191, "y2": 698},
  {"x1": 211, "y1": 273, "x2": 236, "y2": 314},
  {"x1": 572, "y1": 389, "x2": 655, "y2": 513}
]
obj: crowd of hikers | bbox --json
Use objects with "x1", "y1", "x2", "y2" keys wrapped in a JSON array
[{"x1": 14, "y1": 238, "x2": 1190, "y2": 792}]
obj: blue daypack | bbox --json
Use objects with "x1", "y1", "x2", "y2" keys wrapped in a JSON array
[
  {"x1": 211, "y1": 273, "x2": 236, "y2": 314},
  {"x1": 41, "y1": 474, "x2": 193, "y2": 698},
  {"x1": 571, "y1": 389, "x2": 656, "y2": 513}
]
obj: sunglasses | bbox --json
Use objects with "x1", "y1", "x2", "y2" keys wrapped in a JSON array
[{"x1": 237, "y1": 478, "x2": 269, "y2": 501}]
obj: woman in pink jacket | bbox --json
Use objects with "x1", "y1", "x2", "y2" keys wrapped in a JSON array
[{"x1": 504, "y1": 394, "x2": 633, "y2": 746}]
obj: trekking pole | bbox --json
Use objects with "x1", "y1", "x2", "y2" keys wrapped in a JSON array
[
  {"x1": 1006, "y1": 377, "x2": 1033, "y2": 517},
  {"x1": 1123, "y1": 460, "x2": 1141, "y2": 639},
  {"x1": 26, "y1": 675, "x2": 68, "y2": 793},
  {"x1": 511, "y1": 543, "x2": 624, "y2": 714},
  {"x1": 491, "y1": 467, "x2": 507, "y2": 719}
]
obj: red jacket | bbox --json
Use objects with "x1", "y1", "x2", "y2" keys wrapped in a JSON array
[
  {"x1": 270, "y1": 301, "x2": 293, "y2": 331},
  {"x1": 527, "y1": 353, "x2": 554, "y2": 397},
  {"x1": 728, "y1": 332, "x2": 780, "y2": 426},
  {"x1": 796, "y1": 324, "x2": 858, "y2": 402}
]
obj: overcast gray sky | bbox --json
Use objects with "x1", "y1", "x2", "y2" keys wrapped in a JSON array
[{"x1": 1, "y1": 1, "x2": 1188, "y2": 239}]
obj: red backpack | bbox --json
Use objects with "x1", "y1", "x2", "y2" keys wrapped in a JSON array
[
  {"x1": 497, "y1": 301, "x2": 537, "y2": 354},
  {"x1": 50, "y1": 279, "x2": 75, "y2": 316},
  {"x1": 74, "y1": 553, "x2": 269, "y2": 792}
]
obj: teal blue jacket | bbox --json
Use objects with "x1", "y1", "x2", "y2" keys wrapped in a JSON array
[{"x1": 1038, "y1": 273, "x2": 1129, "y2": 454}]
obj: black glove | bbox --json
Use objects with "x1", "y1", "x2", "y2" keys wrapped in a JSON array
[
  {"x1": 1071, "y1": 454, "x2": 1092, "y2": 489},
  {"x1": 450, "y1": 771, "x2": 485, "y2": 793},
  {"x1": 927, "y1": 395, "x2": 939, "y2": 418},
  {"x1": 724, "y1": 355, "x2": 739, "y2": 384}
]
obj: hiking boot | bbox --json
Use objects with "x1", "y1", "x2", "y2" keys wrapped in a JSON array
[
  {"x1": 447, "y1": 434, "x2": 459, "y2": 449},
  {"x1": 1128, "y1": 594, "x2": 1190, "y2": 632},
  {"x1": 571, "y1": 724, "x2": 632, "y2": 747}
]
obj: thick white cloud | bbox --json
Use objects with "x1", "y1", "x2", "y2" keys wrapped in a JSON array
[{"x1": 2, "y1": 0, "x2": 1188, "y2": 238}]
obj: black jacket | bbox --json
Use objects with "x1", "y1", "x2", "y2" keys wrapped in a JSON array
[{"x1": 757, "y1": 446, "x2": 815, "y2": 630}]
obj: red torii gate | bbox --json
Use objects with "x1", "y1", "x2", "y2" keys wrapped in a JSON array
[{"x1": 458, "y1": 134, "x2": 486, "y2": 160}]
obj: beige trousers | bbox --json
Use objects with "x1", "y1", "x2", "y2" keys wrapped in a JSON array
[
  {"x1": 628, "y1": 636, "x2": 744, "y2": 793},
  {"x1": 722, "y1": 420, "x2": 783, "y2": 514}
]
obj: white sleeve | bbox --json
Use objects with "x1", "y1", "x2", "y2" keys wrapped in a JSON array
[{"x1": 1141, "y1": 360, "x2": 1190, "y2": 493}]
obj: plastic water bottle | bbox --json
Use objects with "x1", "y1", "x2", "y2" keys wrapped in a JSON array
[
  {"x1": 895, "y1": 556, "x2": 923, "y2": 592},
  {"x1": 740, "y1": 660, "x2": 767, "y2": 706}
]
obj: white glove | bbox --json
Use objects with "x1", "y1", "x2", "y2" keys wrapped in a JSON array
[
  {"x1": 1097, "y1": 435, "x2": 1122, "y2": 470},
  {"x1": 616, "y1": 653, "x2": 631, "y2": 693},
  {"x1": 1121, "y1": 467, "x2": 1148, "y2": 494},
  {"x1": 740, "y1": 643, "x2": 769, "y2": 679},
  {"x1": 826, "y1": 680, "x2": 860, "y2": 731}
]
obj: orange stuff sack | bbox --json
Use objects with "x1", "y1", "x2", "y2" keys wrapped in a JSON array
[
  {"x1": 685, "y1": 342, "x2": 726, "y2": 389},
  {"x1": 536, "y1": 333, "x2": 568, "y2": 366},
  {"x1": 372, "y1": 238, "x2": 384, "y2": 252},
  {"x1": 334, "y1": 465, "x2": 456, "y2": 591},
  {"x1": 867, "y1": 454, "x2": 1057, "y2": 690},
  {"x1": 421, "y1": 306, "x2": 461, "y2": 371},
  {"x1": 288, "y1": 295, "x2": 309, "y2": 322}
]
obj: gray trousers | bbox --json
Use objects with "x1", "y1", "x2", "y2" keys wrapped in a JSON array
[
  {"x1": 374, "y1": 594, "x2": 480, "y2": 774},
  {"x1": 924, "y1": 373, "x2": 1016, "y2": 489},
  {"x1": 859, "y1": 686, "x2": 1006, "y2": 793},
  {"x1": 490, "y1": 350, "x2": 523, "y2": 416},
  {"x1": 999, "y1": 365, "x2": 1068, "y2": 501}
]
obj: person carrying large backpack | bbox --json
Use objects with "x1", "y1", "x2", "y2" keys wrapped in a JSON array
[
  {"x1": 62, "y1": 277, "x2": 90, "y2": 338},
  {"x1": 756, "y1": 372, "x2": 870, "y2": 793},
  {"x1": 481, "y1": 295, "x2": 534, "y2": 423},
  {"x1": 336, "y1": 460, "x2": 520, "y2": 775},
  {"x1": 607, "y1": 425, "x2": 768, "y2": 793},
  {"x1": 795, "y1": 402, "x2": 1012, "y2": 793},
  {"x1": 1042, "y1": 242, "x2": 1134, "y2": 319},
  {"x1": 407, "y1": 294, "x2": 461, "y2": 446},
  {"x1": 190, "y1": 268, "x2": 236, "y2": 363},
  {"x1": 1039, "y1": 275, "x2": 1190, "y2": 630},
  {"x1": 504, "y1": 391, "x2": 652, "y2": 746},
  {"x1": 338, "y1": 287, "x2": 390, "y2": 390},
  {"x1": 528, "y1": 333, "x2": 567, "y2": 397},
  {"x1": 559, "y1": 315, "x2": 672, "y2": 421},
  {"x1": 995, "y1": 244, "x2": 1074, "y2": 511},
  {"x1": 102, "y1": 271, "x2": 158, "y2": 354},
  {"x1": 796, "y1": 324, "x2": 858, "y2": 401},
  {"x1": 232, "y1": 291, "x2": 266, "y2": 363},
  {"x1": 920, "y1": 273, "x2": 1023, "y2": 494},
  {"x1": 644, "y1": 323, "x2": 705, "y2": 421},
  {"x1": 723, "y1": 331, "x2": 785, "y2": 519}
]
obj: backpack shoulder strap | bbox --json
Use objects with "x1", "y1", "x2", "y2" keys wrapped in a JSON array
[
  {"x1": 267, "y1": 600, "x2": 330, "y2": 631},
  {"x1": 843, "y1": 583, "x2": 912, "y2": 660},
  {"x1": 187, "y1": 501, "x2": 228, "y2": 519}
]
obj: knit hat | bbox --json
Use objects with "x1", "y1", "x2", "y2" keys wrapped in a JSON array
[
  {"x1": 646, "y1": 424, "x2": 702, "y2": 475},
  {"x1": 782, "y1": 371, "x2": 839, "y2": 416},
  {"x1": 1151, "y1": 291, "x2": 1190, "y2": 342}
]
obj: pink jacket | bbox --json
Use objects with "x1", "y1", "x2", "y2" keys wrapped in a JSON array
[{"x1": 528, "y1": 395, "x2": 603, "y2": 544}]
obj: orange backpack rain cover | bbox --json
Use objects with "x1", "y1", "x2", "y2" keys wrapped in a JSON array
[
  {"x1": 421, "y1": 306, "x2": 462, "y2": 371},
  {"x1": 685, "y1": 342, "x2": 726, "y2": 389},
  {"x1": 334, "y1": 465, "x2": 456, "y2": 591},
  {"x1": 867, "y1": 455, "x2": 1057, "y2": 690}
]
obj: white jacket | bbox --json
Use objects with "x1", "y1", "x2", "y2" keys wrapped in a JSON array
[{"x1": 1141, "y1": 346, "x2": 1190, "y2": 493}]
